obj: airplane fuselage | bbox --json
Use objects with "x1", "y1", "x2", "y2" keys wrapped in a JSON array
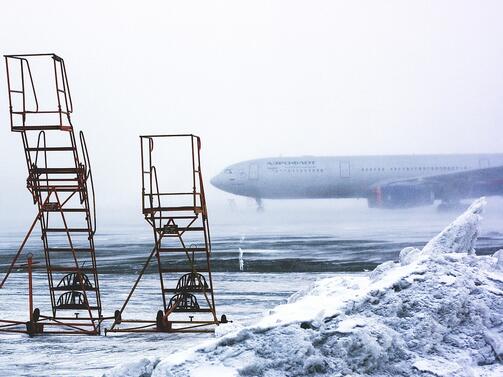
[{"x1": 211, "y1": 154, "x2": 503, "y2": 207}]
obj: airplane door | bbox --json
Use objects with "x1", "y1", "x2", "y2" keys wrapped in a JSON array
[
  {"x1": 340, "y1": 161, "x2": 350, "y2": 178},
  {"x1": 479, "y1": 158, "x2": 490, "y2": 169},
  {"x1": 249, "y1": 163, "x2": 259, "y2": 180}
]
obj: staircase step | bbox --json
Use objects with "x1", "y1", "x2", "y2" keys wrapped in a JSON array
[
  {"x1": 167, "y1": 308, "x2": 214, "y2": 313},
  {"x1": 45, "y1": 228, "x2": 90, "y2": 233},
  {"x1": 33, "y1": 186, "x2": 83, "y2": 192},
  {"x1": 150, "y1": 216, "x2": 198, "y2": 220},
  {"x1": 26, "y1": 147, "x2": 75, "y2": 152},
  {"x1": 34, "y1": 178, "x2": 80, "y2": 182},
  {"x1": 51, "y1": 286, "x2": 97, "y2": 292},
  {"x1": 43, "y1": 208, "x2": 87, "y2": 213},
  {"x1": 163, "y1": 288, "x2": 213, "y2": 293},
  {"x1": 32, "y1": 167, "x2": 82, "y2": 174},
  {"x1": 156, "y1": 227, "x2": 205, "y2": 233},
  {"x1": 50, "y1": 267, "x2": 97, "y2": 273},
  {"x1": 144, "y1": 206, "x2": 203, "y2": 213},
  {"x1": 12, "y1": 125, "x2": 71, "y2": 131},
  {"x1": 47, "y1": 248, "x2": 93, "y2": 253},
  {"x1": 158, "y1": 247, "x2": 207, "y2": 253},
  {"x1": 54, "y1": 304, "x2": 100, "y2": 310},
  {"x1": 160, "y1": 267, "x2": 209, "y2": 273}
]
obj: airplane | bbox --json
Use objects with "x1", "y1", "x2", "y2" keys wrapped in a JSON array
[{"x1": 210, "y1": 154, "x2": 503, "y2": 210}]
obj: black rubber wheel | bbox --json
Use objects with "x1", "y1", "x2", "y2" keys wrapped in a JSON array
[
  {"x1": 220, "y1": 314, "x2": 228, "y2": 324},
  {"x1": 114, "y1": 310, "x2": 122, "y2": 324},
  {"x1": 33, "y1": 308, "x2": 40, "y2": 322},
  {"x1": 156, "y1": 310, "x2": 165, "y2": 330}
]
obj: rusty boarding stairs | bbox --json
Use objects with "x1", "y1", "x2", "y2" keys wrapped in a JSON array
[
  {"x1": 0, "y1": 54, "x2": 102, "y2": 335},
  {"x1": 107, "y1": 134, "x2": 224, "y2": 333}
]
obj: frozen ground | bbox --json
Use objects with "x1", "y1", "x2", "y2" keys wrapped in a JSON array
[
  {"x1": 0, "y1": 272, "x2": 334, "y2": 376},
  {"x1": 105, "y1": 198, "x2": 503, "y2": 376},
  {"x1": 0, "y1": 200, "x2": 503, "y2": 376}
]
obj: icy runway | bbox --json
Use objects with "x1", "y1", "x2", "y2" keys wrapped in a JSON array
[
  {"x1": 0, "y1": 200, "x2": 503, "y2": 376},
  {"x1": 0, "y1": 272, "x2": 333, "y2": 376},
  {"x1": 105, "y1": 199, "x2": 503, "y2": 377}
]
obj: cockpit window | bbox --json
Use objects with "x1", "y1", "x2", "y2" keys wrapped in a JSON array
[{"x1": 224, "y1": 169, "x2": 233, "y2": 174}]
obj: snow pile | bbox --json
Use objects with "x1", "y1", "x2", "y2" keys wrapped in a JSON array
[
  {"x1": 422, "y1": 198, "x2": 485, "y2": 255},
  {"x1": 105, "y1": 198, "x2": 503, "y2": 377},
  {"x1": 104, "y1": 358, "x2": 159, "y2": 377}
]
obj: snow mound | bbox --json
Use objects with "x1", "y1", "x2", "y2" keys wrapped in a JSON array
[
  {"x1": 422, "y1": 197, "x2": 486, "y2": 255},
  {"x1": 105, "y1": 198, "x2": 503, "y2": 377},
  {"x1": 104, "y1": 358, "x2": 159, "y2": 377}
]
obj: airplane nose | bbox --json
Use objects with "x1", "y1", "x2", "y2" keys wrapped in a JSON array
[{"x1": 210, "y1": 174, "x2": 221, "y2": 189}]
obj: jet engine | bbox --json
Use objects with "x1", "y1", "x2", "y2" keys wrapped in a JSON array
[{"x1": 368, "y1": 183, "x2": 435, "y2": 209}]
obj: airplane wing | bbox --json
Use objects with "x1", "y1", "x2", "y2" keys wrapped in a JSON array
[{"x1": 369, "y1": 165, "x2": 503, "y2": 208}]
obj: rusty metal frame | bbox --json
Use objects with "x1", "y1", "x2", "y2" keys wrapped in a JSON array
[
  {"x1": 0, "y1": 54, "x2": 104, "y2": 335},
  {"x1": 106, "y1": 134, "x2": 223, "y2": 334}
]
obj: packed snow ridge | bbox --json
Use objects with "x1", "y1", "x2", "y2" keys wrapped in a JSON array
[{"x1": 105, "y1": 197, "x2": 503, "y2": 377}]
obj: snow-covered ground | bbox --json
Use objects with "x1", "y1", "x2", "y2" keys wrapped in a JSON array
[{"x1": 105, "y1": 198, "x2": 503, "y2": 376}]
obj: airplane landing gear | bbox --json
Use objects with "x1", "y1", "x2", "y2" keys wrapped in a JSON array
[{"x1": 255, "y1": 198, "x2": 264, "y2": 212}]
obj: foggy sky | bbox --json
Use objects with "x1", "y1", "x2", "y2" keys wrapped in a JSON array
[{"x1": 1, "y1": 1, "x2": 503, "y2": 229}]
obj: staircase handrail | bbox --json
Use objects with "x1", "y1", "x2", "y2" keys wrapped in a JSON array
[{"x1": 79, "y1": 131, "x2": 96, "y2": 234}]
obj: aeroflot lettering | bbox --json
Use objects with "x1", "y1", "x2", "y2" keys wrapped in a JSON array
[{"x1": 267, "y1": 161, "x2": 315, "y2": 166}]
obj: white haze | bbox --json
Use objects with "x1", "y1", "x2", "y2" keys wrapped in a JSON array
[{"x1": 0, "y1": 0, "x2": 503, "y2": 229}]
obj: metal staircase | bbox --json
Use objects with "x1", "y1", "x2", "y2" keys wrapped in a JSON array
[
  {"x1": 0, "y1": 54, "x2": 102, "y2": 335},
  {"x1": 108, "y1": 134, "x2": 223, "y2": 333}
]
